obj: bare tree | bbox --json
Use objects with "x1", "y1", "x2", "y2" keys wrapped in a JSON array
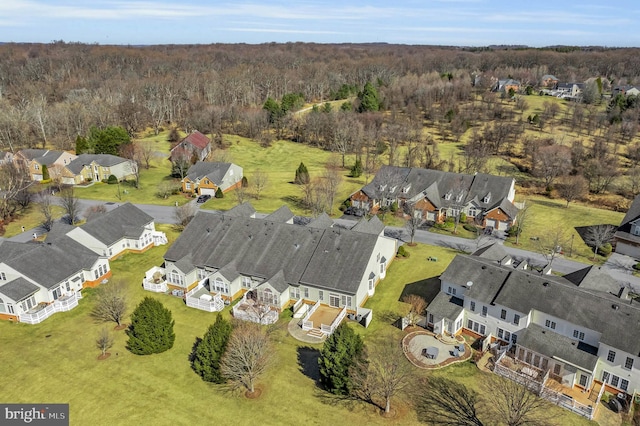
[
  {"x1": 556, "y1": 175, "x2": 587, "y2": 208},
  {"x1": 96, "y1": 327, "x2": 114, "y2": 357},
  {"x1": 514, "y1": 201, "x2": 531, "y2": 245},
  {"x1": 174, "y1": 202, "x2": 197, "y2": 230},
  {"x1": 415, "y1": 376, "x2": 484, "y2": 426},
  {"x1": 536, "y1": 225, "x2": 567, "y2": 269},
  {"x1": 403, "y1": 203, "x2": 423, "y2": 245},
  {"x1": 401, "y1": 294, "x2": 426, "y2": 327},
  {"x1": 156, "y1": 181, "x2": 179, "y2": 199},
  {"x1": 0, "y1": 161, "x2": 32, "y2": 221},
  {"x1": 221, "y1": 321, "x2": 272, "y2": 394},
  {"x1": 350, "y1": 337, "x2": 414, "y2": 414},
  {"x1": 251, "y1": 169, "x2": 268, "y2": 200},
  {"x1": 59, "y1": 187, "x2": 82, "y2": 225},
  {"x1": 535, "y1": 145, "x2": 571, "y2": 188},
  {"x1": 321, "y1": 158, "x2": 343, "y2": 215},
  {"x1": 39, "y1": 192, "x2": 56, "y2": 231},
  {"x1": 482, "y1": 374, "x2": 552, "y2": 426},
  {"x1": 91, "y1": 280, "x2": 128, "y2": 327},
  {"x1": 583, "y1": 224, "x2": 617, "y2": 260},
  {"x1": 84, "y1": 204, "x2": 107, "y2": 222},
  {"x1": 137, "y1": 141, "x2": 157, "y2": 169},
  {"x1": 234, "y1": 181, "x2": 248, "y2": 205}
]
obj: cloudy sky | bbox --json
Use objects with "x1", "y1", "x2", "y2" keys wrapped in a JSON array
[{"x1": 1, "y1": 0, "x2": 638, "y2": 46}]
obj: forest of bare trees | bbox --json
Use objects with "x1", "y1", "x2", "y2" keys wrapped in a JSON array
[{"x1": 3, "y1": 42, "x2": 640, "y2": 204}]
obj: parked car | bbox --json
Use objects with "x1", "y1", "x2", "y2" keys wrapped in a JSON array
[{"x1": 196, "y1": 194, "x2": 211, "y2": 203}]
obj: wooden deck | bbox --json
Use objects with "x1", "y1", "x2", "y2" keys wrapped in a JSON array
[
  {"x1": 307, "y1": 305, "x2": 343, "y2": 330},
  {"x1": 544, "y1": 378, "x2": 595, "y2": 409}
]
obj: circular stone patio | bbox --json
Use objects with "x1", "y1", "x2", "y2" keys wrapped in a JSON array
[{"x1": 403, "y1": 330, "x2": 471, "y2": 369}]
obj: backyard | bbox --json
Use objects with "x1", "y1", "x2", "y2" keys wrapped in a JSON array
[{"x1": 0, "y1": 233, "x2": 602, "y2": 425}]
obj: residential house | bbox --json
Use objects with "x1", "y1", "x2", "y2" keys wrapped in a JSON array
[
  {"x1": 613, "y1": 85, "x2": 640, "y2": 97},
  {"x1": 61, "y1": 153, "x2": 135, "y2": 185},
  {"x1": 614, "y1": 194, "x2": 640, "y2": 258},
  {"x1": 0, "y1": 236, "x2": 111, "y2": 324},
  {"x1": 541, "y1": 74, "x2": 559, "y2": 88},
  {"x1": 14, "y1": 149, "x2": 77, "y2": 181},
  {"x1": 181, "y1": 162, "x2": 243, "y2": 195},
  {"x1": 493, "y1": 79, "x2": 521, "y2": 94},
  {"x1": 144, "y1": 203, "x2": 396, "y2": 331},
  {"x1": 63, "y1": 203, "x2": 166, "y2": 260},
  {"x1": 556, "y1": 83, "x2": 585, "y2": 98},
  {"x1": 426, "y1": 243, "x2": 640, "y2": 410},
  {"x1": 350, "y1": 166, "x2": 519, "y2": 230},
  {"x1": 169, "y1": 131, "x2": 212, "y2": 163}
]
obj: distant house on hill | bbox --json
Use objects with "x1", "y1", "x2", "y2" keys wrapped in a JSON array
[
  {"x1": 181, "y1": 162, "x2": 243, "y2": 195},
  {"x1": 60, "y1": 153, "x2": 135, "y2": 185},
  {"x1": 169, "y1": 131, "x2": 211, "y2": 163},
  {"x1": 541, "y1": 74, "x2": 559, "y2": 88},
  {"x1": 493, "y1": 78, "x2": 521, "y2": 94},
  {"x1": 14, "y1": 149, "x2": 77, "y2": 181}
]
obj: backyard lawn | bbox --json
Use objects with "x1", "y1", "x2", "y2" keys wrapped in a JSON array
[{"x1": 0, "y1": 236, "x2": 600, "y2": 425}]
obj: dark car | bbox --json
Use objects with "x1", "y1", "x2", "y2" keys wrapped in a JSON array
[{"x1": 196, "y1": 194, "x2": 212, "y2": 203}]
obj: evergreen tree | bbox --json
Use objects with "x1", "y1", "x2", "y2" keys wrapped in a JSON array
[
  {"x1": 215, "y1": 187, "x2": 224, "y2": 198},
  {"x1": 241, "y1": 176, "x2": 249, "y2": 188},
  {"x1": 357, "y1": 82, "x2": 380, "y2": 112},
  {"x1": 41, "y1": 164, "x2": 50, "y2": 181},
  {"x1": 126, "y1": 297, "x2": 175, "y2": 355},
  {"x1": 263, "y1": 97, "x2": 283, "y2": 124},
  {"x1": 75, "y1": 135, "x2": 89, "y2": 154},
  {"x1": 350, "y1": 158, "x2": 363, "y2": 178},
  {"x1": 294, "y1": 162, "x2": 310, "y2": 185},
  {"x1": 318, "y1": 323, "x2": 364, "y2": 395},
  {"x1": 88, "y1": 126, "x2": 131, "y2": 155},
  {"x1": 191, "y1": 314, "x2": 233, "y2": 383}
]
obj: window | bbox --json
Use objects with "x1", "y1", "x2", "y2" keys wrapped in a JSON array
[
  {"x1": 497, "y1": 328, "x2": 510, "y2": 342},
  {"x1": 602, "y1": 371, "x2": 610, "y2": 383},
  {"x1": 94, "y1": 270, "x2": 99, "y2": 279},
  {"x1": 341, "y1": 295, "x2": 352, "y2": 307},
  {"x1": 500, "y1": 309, "x2": 507, "y2": 320},
  {"x1": 213, "y1": 278, "x2": 228, "y2": 294},
  {"x1": 620, "y1": 379, "x2": 629, "y2": 391},
  {"x1": 0, "y1": 272, "x2": 5, "y2": 280},
  {"x1": 481, "y1": 306, "x2": 487, "y2": 317},
  {"x1": 447, "y1": 286, "x2": 456, "y2": 295},
  {"x1": 513, "y1": 314, "x2": 520, "y2": 325},
  {"x1": 573, "y1": 330, "x2": 585, "y2": 341},
  {"x1": 428, "y1": 314, "x2": 434, "y2": 324},
  {"x1": 318, "y1": 290, "x2": 323, "y2": 301},
  {"x1": 0, "y1": 297, "x2": 4, "y2": 313},
  {"x1": 611, "y1": 375, "x2": 619, "y2": 387},
  {"x1": 625, "y1": 357, "x2": 634, "y2": 370},
  {"x1": 303, "y1": 287, "x2": 309, "y2": 298},
  {"x1": 290, "y1": 287, "x2": 300, "y2": 299},
  {"x1": 185, "y1": 182, "x2": 191, "y2": 190},
  {"x1": 545, "y1": 319, "x2": 556, "y2": 330},
  {"x1": 242, "y1": 277, "x2": 252, "y2": 288},
  {"x1": 368, "y1": 279, "x2": 374, "y2": 290},
  {"x1": 65, "y1": 282, "x2": 71, "y2": 292},
  {"x1": 554, "y1": 364, "x2": 561, "y2": 375},
  {"x1": 470, "y1": 301, "x2": 475, "y2": 312},
  {"x1": 607, "y1": 350, "x2": 616, "y2": 363},
  {"x1": 579, "y1": 374, "x2": 588, "y2": 387},
  {"x1": 34, "y1": 164, "x2": 39, "y2": 170},
  {"x1": 467, "y1": 320, "x2": 486, "y2": 336}
]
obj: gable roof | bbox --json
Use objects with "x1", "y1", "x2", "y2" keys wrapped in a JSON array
[
  {"x1": 223, "y1": 202, "x2": 256, "y2": 218},
  {"x1": 307, "y1": 212, "x2": 334, "y2": 229},
  {"x1": 350, "y1": 216, "x2": 385, "y2": 235},
  {"x1": 265, "y1": 205, "x2": 295, "y2": 223},
  {"x1": 75, "y1": 202, "x2": 153, "y2": 246},
  {"x1": 164, "y1": 210, "x2": 382, "y2": 295},
  {"x1": 184, "y1": 162, "x2": 232, "y2": 184},
  {"x1": 180, "y1": 131, "x2": 210, "y2": 150},
  {"x1": 0, "y1": 277, "x2": 40, "y2": 302},
  {"x1": 19, "y1": 149, "x2": 66, "y2": 166},
  {"x1": 66, "y1": 154, "x2": 129, "y2": 174}
]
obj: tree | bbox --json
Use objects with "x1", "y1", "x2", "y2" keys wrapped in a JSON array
[
  {"x1": 535, "y1": 145, "x2": 571, "y2": 188},
  {"x1": 91, "y1": 280, "x2": 128, "y2": 327},
  {"x1": 191, "y1": 314, "x2": 233, "y2": 383},
  {"x1": 60, "y1": 187, "x2": 82, "y2": 225},
  {"x1": 84, "y1": 204, "x2": 108, "y2": 222},
  {"x1": 320, "y1": 160, "x2": 342, "y2": 215},
  {"x1": 41, "y1": 164, "x2": 50, "y2": 181},
  {"x1": 350, "y1": 337, "x2": 413, "y2": 414},
  {"x1": 96, "y1": 327, "x2": 114, "y2": 358},
  {"x1": 350, "y1": 158, "x2": 363, "y2": 178},
  {"x1": 584, "y1": 224, "x2": 617, "y2": 260},
  {"x1": 294, "y1": 162, "x2": 310, "y2": 185},
  {"x1": 404, "y1": 203, "x2": 423, "y2": 245},
  {"x1": 39, "y1": 192, "x2": 55, "y2": 232},
  {"x1": 357, "y1": 82, "x2": 380, "y2": 112},
  {"x1": 215, "y1": 187, "x2": 224, "y2": 199},
  {"x1": 513, "y1": 201, "x2": 531, "y2": 245},
  {"x1": 174, "y1": 202, "x2": 197, "y2": 230},
  {"x1": 401, "y1": 294, "x2": 426, "y2": 327},
  {"x1": 415, "y1": 376, "x2": 484, "y2": 426},
  {"x1": 75, "y1": 135, "x2": 89, "y2": 154},
  {"x1": 220, "y1": 321, "x2": 272, "y2": 394},
  {"x1": 318, "y1": 322, "x2": 364, "y2": 395},
  {"x1": 536, "y1": 225, "x2": 567, "y2": 269},
  {"x1": 88, "y1": 125, "x2": 131, "y2": 155},
  {"x1": 0, "y1": 162, "x2": 32, "y2": 221},
  {"x1": 556, "y1": 175, "x2": 587, "y2": 207},
  {"x1": 482, "y1": 374, "x2": 551, "y2": 426},
  {"x1": 252, "y1": 170, "x2": 268, "y2": 200},
  {"x1": 126, "y1": 297, "x2": 175, "y2": 355}
]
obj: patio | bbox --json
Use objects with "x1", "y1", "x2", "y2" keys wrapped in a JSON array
[
  {"x1": 299, "y1": 303, "x2": 347, "y2": 338},
  {"x1": 403, "y1": 330, "x2": 471, "y2": 369}
]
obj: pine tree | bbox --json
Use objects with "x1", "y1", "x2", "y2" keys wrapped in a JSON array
[
  {"x1": 41, "y1": 164, "x2": 50, "y2": 181},
  {"x1": 294, "y1": 162, "x2": 310, "y2": 185},
  {"x1": 350, "y1": 158, "x2": 363, "y2": 178},
  {"x1": 75, "y1": 135, "x2": 89, "y2": 154},
  {"x1": 191, "y1": 314, "x2": 233, "y2": 383},
  {"x1": 215, "y1": 187, "x2": 224, "y2": 198},
  {"x1": 126, "y1": 297, "x2": 175, "y2": 355},
  {"x1": 357, "y1": 82, "x2": 380, "y2": 112},
  {"x1": 318, "y1": 323, "x2": 364, "y2": 395},
  {"x1": 241, "y1": 176, "x2": 249, "y2": 188}
]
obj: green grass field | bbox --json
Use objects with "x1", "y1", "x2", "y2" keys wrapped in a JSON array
[{"x1": 0, "y1": 237, "x2": 598, "y2": 425}]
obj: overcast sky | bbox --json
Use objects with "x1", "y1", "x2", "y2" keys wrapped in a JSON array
[{"x1": 1, "y1": 0, "x2": 639, "y2": 46}]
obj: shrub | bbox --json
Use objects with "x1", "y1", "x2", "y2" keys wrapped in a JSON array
[
  {"x1": 390, "y1": 201, "x2": 399, "y2": 213},
  {"x1": 241, "y1": 176, "x2": 248, "y2": 188},
  {"x1": 459, "y1": 212, "x2": 467, "y2": 222},
  {"x1": 598, "y1": 243, "x2": 612, "y2": 256},
  {"x1": 294, "y1": 162, "x2": 310, "y2": 185},
  {"x1": 397, "y1": 245, "x2": 410, "y2": 258},
  {"x1": 215, "y1": 187, "x2": 223, "y2": 198},
  {"x1": 507, "y1": 226, "x2": 521, "y2": 237},
  {"x1": 633, "y1": 263, "x2": 640, "y2": 271},
  {"x1": 463, "y1": 223, "x2": 478, "y2": 232},
  {"x1": 107, "y1": 174, "x2": 118, "y2": 184},
  {"x1": 318, "y1": 323, "x2": 364, "y2": 395}
]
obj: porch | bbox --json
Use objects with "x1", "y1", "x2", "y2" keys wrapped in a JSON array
[
  {"x1": 142, "y1": 266, "x2": 168, "y2": 293},
  {"x1": 19, "y1": 292, "x2": 83, "y2": 324},
  {"x1": 232, "y1": 294, "x2": 279, "y2": 325},
  {"x1": 185, "y1": 281, "x2": 224, "y2": 312},
  {"x1": 301, "y1": 302, "x2": 347, "y2": 337}
]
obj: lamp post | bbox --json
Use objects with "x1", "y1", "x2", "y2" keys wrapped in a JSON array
[{"x1": 569, "y1": 234, "x2": 575, "y2": 258}]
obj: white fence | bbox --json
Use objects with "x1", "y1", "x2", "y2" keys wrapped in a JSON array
[
  {"x1": 19, "y1": 292, "x2": 82, "y2": 324},
  {"x1": 143, "y1": 280, "x2": 167, "y2": 293},
  {"x1": 185, "y1": 283, "x2": 224, "y2": 312},
  {"x1": 301, "y1": 301, "x2": 320, "y2": 325}
]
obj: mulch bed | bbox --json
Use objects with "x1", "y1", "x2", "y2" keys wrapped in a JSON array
[
  {"x1": 245, "y1": 384, "x2": 264, "y2": 399},
  {"x1": 97, "y1": 353, "x2": 111, "y2": 360},
  {"x1": 114, "y1": 324, "x2": 128, "y2": 331}
]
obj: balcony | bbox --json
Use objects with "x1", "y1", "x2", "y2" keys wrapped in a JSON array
[{"x1": 142, "y1": 266, "x2": 168, "y2": 293}]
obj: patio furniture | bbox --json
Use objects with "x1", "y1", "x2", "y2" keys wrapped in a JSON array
[
  {"x1": 200, "y1": 294, "x2": 212, "y2": 302},
  {"x1": 452, "y1": 349, "x2": 460, "y2": 357},
  {"x1": 458, "y1": 344, "x2": 465, "y2": 353},
  {"x1": 425, "y1": 346, "x2": 439, "y2": 359}
]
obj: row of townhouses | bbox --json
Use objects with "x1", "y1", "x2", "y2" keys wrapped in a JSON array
[{"x1": 0, "y1": 203, "x2": 166, "y2": 324}]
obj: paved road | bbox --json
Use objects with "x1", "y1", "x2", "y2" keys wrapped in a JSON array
[{"x1": 10, "y1": 197, "x2": 640, "y2": 291}]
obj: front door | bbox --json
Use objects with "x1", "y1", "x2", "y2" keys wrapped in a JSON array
[{"x1": 329, "y1": 294, "x2": 340, "y2": 307}]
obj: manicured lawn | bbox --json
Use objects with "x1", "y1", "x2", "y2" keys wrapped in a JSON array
[
  {"x1": 0, "y1": 236, "x2": 598, "y2": 425},
  {"x1": 2, "y1": 204, "x2": 65, "y2": 237}
]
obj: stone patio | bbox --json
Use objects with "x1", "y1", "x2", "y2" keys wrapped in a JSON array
[{"x1": 403, "y1": 330, "x2": 471, "y2": 369}]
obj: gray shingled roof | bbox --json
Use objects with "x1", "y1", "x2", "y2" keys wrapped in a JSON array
[
  {"x1": 0, "y1": 277, "x2": 40, "y2": 302},
  {"x1": 77, "y1": 202, "x2": 153, "y2": 246},
  {"x1": 307, "y1": 213, "x2": 333, "y2": 229},
  {"x1": 472, "y1": 243, "x2": 512, "y2": 264},
  {"x1": 350, "y1": 216, "x2": 384, "y2": 235},
  {"x1": 185, "y1": 161, "x2": 232, "y2": 184},
  {"x1": 265, "y1": 205, "x2": 295, "y2": 223},
  {"x1": 616, "y1": 194, "x2": 640, "y2": 237},
  {"x1": 223, "y1": 202, "x2": 256, "y2": 218},
  {"x1": 264, "y1": 270, "x2": 289, "y2": 293},
  {"x1": 442, "y1": 252, "x2": 640, "y2": 356},
  {"x1": 165, "y1": 210, "x2": 381, "y2": 295},
  {"x1": 426, "y1": 291, "x2": 464, "y2": 320},
  {"x1": 66, "y1": 154, "x2": 129, "y2": 174},
  {"x1": 517, "y1": 323, "x2": 599, "y2": 371},
  {"x1": 19, "y1": 149, "x2": 65, "y2": 165}
]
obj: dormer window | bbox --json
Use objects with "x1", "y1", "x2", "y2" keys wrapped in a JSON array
[
  {"x1": 483, "y1": 193, "x2": 491, "y2": 203},
  {"x1": 444, "y1": 192, "x2": 452, "y2": 201},
  {"x1": 456, "y1": 193, "x2": 464, "y2": 203},
  {"x1": 390, "y1": 185, "x2": 397, "y2": 193},
  {"x1": 379, "y1": 184, "x2": 387, "y2": 191},
  {"x1": 402, "y1": 184, "x2": 410, "y2": 194}
]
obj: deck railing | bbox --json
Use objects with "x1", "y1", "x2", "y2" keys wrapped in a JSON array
[
  {"x1": 19, "y1": 292, "x2": 81, "y2": 324},
  {"x1": 143, "y1": 280, "x2": 167, "y2": 293},
  {"x1": 302, "y1": 320, "x2": 313, "y2": 331},
  {"x1": 540, "y1": 387, "x2": 594, "y2": 420},
  {"x1": 301, "y1": 301, "x2": 320, "y2": 324},
  {"x1": 186, "y1": 293, "x2": 224, "y2": 312}
]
